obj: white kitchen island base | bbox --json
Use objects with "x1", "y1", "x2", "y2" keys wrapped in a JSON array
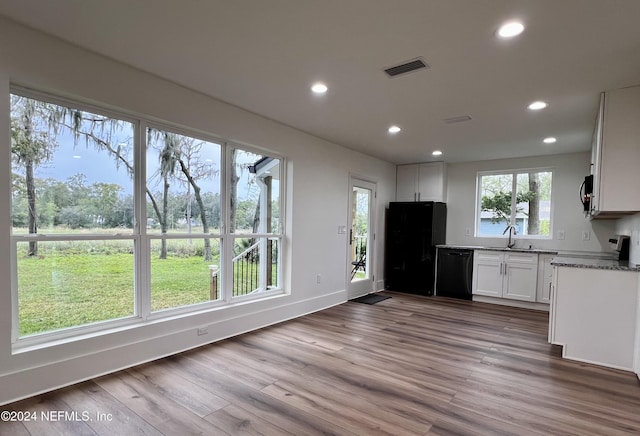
[{"x1": 549, "y1": 262, "x2": 640, "y2": 376}]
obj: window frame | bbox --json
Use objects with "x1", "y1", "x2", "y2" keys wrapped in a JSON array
[
  {"x1": 9, "y1": 86, "x2": 287, "y2": 350},
  {"x1": 475, "y1": 167, "x2": 554, "y2": 240},
  {"x1": 224, "y1": 142, "x2": 285, "y2": 303},
  {"x1": 10, "y1": 87, "x2": 142, "y2": 346}
]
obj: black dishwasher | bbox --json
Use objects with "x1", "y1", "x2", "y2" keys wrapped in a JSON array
[{"x1": 435, "y1": 248, "x2": 473, "y2": 300}]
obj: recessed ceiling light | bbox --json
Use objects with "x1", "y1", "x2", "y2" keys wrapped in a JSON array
[
  {"x1": 388, "y1": 125, "x2": 401, "y2": 134},
  {"x1": 497, "y1": 21, "x2": 525, "y2": 38},
  {"x1": 543, "y1": 137, "x2": 557, "y2": 144},
  {"x1": 432, "y1": 150, "x2": 443, "y2": 156},
  {"x1": 72, "y1": 155, "x2": 81, "y2": 159},
  {"x1": 528, "y1": 101, "x2": 548, "y2": 110},
  {"x1": 311, "y1": 82, "x2": 328, "y2": 94}
]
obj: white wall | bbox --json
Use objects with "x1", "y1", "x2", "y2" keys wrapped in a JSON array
[
  {"x1": 616, "y1": 214, "x2": 640, "y2": 266},
  {"x1": 0, "y1": 17, "x2": 396, "y2": 404},
  {"x1": 445, "y1": 152, "x2": 617, "y2": 252}
]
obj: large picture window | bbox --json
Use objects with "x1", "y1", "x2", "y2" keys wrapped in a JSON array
[
  {"x1": 477, "y1": 169, "x2": 552, "y2": 238},
  {"x1": 10, "y1": 93, "x2": 137, "y2": 338},
  {"x1": 9, "y1": 88, "x2": 284, "y2": 344}
]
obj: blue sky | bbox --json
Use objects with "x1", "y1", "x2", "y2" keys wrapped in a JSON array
[
  {"x1": 11, "y1": 94, "x2": 265, "y2": 201},
  {"x1": 32, "y1": 127, "x2": 261, "y2": 200}
]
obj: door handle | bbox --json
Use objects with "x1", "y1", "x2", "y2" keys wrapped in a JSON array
[{"x1": 349, "y1": 229, "x2": 353, "y2": 245}]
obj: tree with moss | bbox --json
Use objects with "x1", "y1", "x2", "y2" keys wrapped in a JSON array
[{"x1": 10, "y1": 96, "x2": 58, "y2": 256}]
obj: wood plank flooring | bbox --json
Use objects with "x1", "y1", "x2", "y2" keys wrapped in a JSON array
[{"x1": 3, "y1": 291, "x2": 640, "y2": 435}]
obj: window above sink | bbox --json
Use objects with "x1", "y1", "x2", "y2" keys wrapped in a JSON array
[{"x1": 476, "y1": 169, "x2": 553, "y2": 239}]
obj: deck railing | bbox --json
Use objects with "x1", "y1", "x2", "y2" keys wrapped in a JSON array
[
  {"x1": 232, "y1": 237, "x2": 279, "y2": 297},
  {"x1": 208, "y1": 237, "x2": 279, "y2": 299}
]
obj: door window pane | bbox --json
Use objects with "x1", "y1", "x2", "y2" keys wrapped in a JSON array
[{"x1": 351, "y1": 187, "x2": 370, "y2": 282}]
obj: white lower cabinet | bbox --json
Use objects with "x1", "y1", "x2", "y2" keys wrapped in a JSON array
[
  {"x1": 472, "y1": 251, "x2": 503, "y2": 297},
  {"x1": 472, "y1": 250, "x2": 538, "y2": 302},
  {"x1": 549, "y1": 266, "x2": 639, "y2": 371},
  {"x1": 536, "y1": 254, "x2": 554, "y2": 304}
]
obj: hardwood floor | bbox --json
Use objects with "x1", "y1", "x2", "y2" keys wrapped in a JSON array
[{"x1": 3, "y1": 292, "x2": 640, "y2": 435}]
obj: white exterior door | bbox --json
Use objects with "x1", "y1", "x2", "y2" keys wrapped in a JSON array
[{"x1": 347, "y1": 177, "x2": 376, "y2": 299}]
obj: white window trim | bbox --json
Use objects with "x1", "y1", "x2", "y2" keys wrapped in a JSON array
[
  {"x1": 475, "y1": 167, "x2": 554, "y2": 240},
  {"x1": 9, "y1": 86, "x2": 287, "y2": 351}
]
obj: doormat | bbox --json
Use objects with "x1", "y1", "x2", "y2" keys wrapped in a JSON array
[{"x1": 350, "y1": 294, "x2": 391, "y2": 305}]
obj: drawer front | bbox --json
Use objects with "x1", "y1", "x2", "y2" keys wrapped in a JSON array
[
  {"x1": 505, "y1": 252, "x2": 538, "y2": 264},
  {"x1": 475, "y1": 250, "x2": 503, "y2": 263}
]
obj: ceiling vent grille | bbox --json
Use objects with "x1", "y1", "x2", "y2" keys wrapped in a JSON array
[
  {"x1": 443, "y1": 115, "x2": 472, "y2": 124},
  {"x1": 384, "y1": 57, "x2": 429, "y2": 77}
]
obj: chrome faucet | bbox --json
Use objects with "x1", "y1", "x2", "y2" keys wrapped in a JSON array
[{"x1": 503, "y1": 224, "x2": 517, "y2": 248}]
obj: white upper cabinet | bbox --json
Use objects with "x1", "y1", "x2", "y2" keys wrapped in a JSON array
[
  {"x1": 396, "y1": 162, "x2": 447, "y2": 202},
  {"x1": 591, "y1": 85, "x2": 640, "y2": 217}
]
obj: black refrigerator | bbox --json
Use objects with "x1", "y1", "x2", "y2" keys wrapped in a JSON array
[{"x1": 384, "y1": 201, "x2": 447, "y2": 296}]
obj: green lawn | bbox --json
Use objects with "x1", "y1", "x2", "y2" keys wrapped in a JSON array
[
  {"x1": 16, "y1": 248, "x2": 273, "y2": 337},
  {"x1": 18, "y1": 252, "x2": 136, "y2": 335}
]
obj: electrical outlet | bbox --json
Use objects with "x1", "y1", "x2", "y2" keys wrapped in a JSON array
[
  {"x1": 197, "y1": 327, "x2": 208, "y2": 336},
  {"x1": 582, "y1": 231, "x2": 591, "y2": 241},
  {"x1": 316, "y1": 274, "x2": 322, "y2": 284},
  {"x1": 557, "y1": 230, "x2": 566, "y2": 240},
  {"x1": 465, "y1": 228, "x2": 471, "y2": 236}
]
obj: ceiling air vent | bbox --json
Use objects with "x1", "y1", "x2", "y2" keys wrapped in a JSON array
[
  {"x1": 443, "y1": 115, "x2": 472, "y2": 124},
  {"x1": 384, "y1": 57, "x2": 429, "y2": 78}
]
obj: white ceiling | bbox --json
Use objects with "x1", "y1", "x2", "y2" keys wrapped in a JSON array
[{"x1": 2, "y1": 0, "x2": 640, "y2": 164}]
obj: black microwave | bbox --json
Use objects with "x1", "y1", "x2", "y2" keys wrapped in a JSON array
[{"x1": 580, "y1": 175, "x2": 593, "y2": 212}]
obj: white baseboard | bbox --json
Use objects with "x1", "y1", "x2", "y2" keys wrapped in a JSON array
[{"x1": 472, "y1": 295, "x2": 550, "y2": 312}]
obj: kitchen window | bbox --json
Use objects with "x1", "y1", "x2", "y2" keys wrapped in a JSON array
[
  {"x1": 9, "y1": 87, "x2": 285, "y2": 345},
  {"x1": 476, "y1": 169, "x2": 553, "y2": 238}
]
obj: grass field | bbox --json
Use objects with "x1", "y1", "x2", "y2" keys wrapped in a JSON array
[
  {"x1": 18, "y1": 251, "x2": 217, "y2": 336},
  {"x1": 15, "y1": 238, "x2": 274, "y2": 337}
]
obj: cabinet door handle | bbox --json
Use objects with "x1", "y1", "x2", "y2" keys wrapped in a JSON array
[{"x1": 499, "y1": 263, "x2": 503, "y2": 275}]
